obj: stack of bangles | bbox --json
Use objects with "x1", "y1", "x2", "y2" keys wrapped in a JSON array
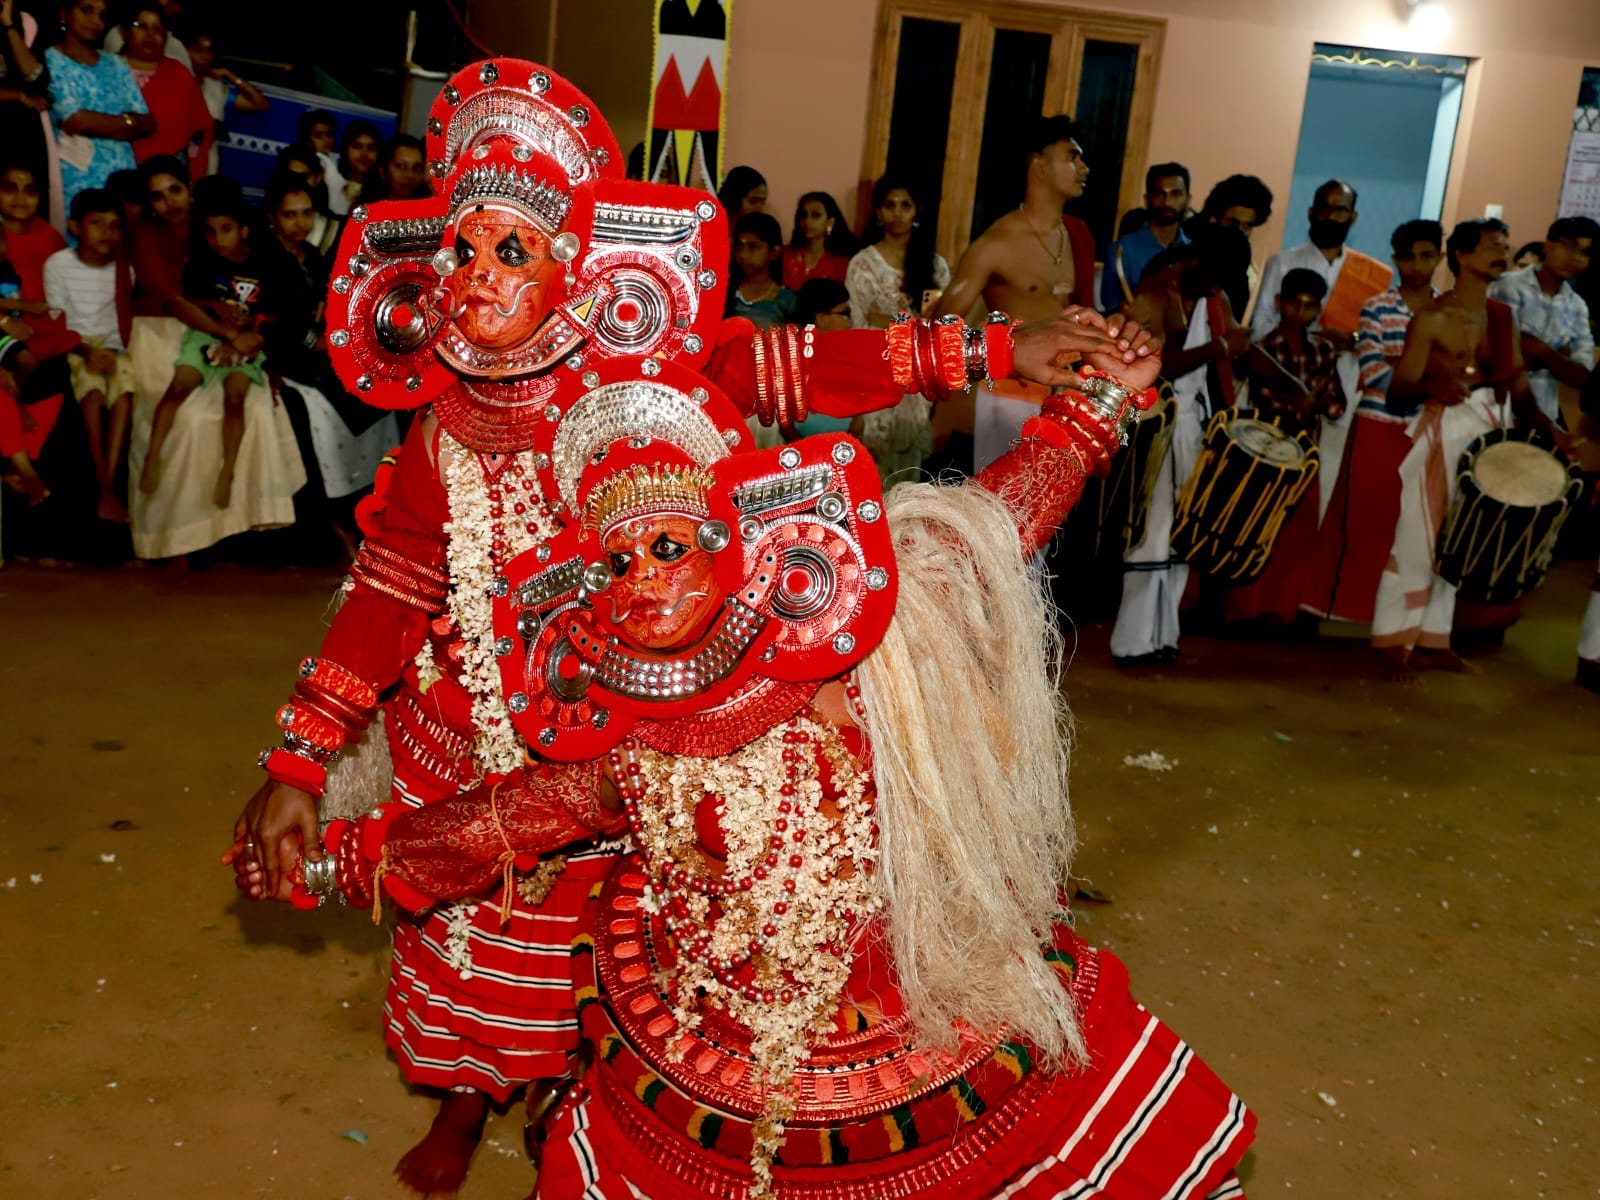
[
  {"x1": 751, "y1": 324, "x2": 813, "y2": 436},
  {"x1": 256, "y1": 657, "x2": 379, "y2": 797},
  {"x1": 885, "y1": 312, "x2": 1015, "y2": 403},
  {"x1": 1019, "y1": 364, "x2": 1158, "y2": 475}
]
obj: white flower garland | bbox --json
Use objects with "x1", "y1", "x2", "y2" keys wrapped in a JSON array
[
  {"x1": 626, "y1": 717, "x2": 881, "y2": 1198},
  {"x1": 439, "y1": 432, "x2": 559, "y2": 776},
  {"x1": 443, "y1": 901, "x2": 479, "y2": 979}
]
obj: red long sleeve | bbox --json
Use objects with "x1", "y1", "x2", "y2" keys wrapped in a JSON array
[{"x1": 314, "y1": 417, "x2": 451, "y2": 701}]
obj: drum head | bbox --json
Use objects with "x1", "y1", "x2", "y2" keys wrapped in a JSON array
[
  {"x1": 1472, "y1": 441, "x2": 1570, "y2": 507},
  {"x1": 1226, "y1": 418, "x2": 1305, "y2": 466}
]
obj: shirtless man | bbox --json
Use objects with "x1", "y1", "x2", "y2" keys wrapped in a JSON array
[
  {"x1": 1371, "y1": 218, "x2": 1568, "y2": 681},
  {"x1": 936, "y1": 115, "x2": 1096, "y2": 470}
]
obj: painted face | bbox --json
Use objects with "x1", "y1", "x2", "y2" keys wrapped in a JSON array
[
  {"x1": 0, "y1": 169, "x2": 41, "y2": 224},
  {"x1": 447, "y1": 208, "x2": 564, "y2": 349},
  {"x1": 602, "y1": 514, "x2": 722, "y2": 651}
]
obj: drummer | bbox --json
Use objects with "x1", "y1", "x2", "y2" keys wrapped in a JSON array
[
  {"x1": 1109, "y1": 224, "x2": 1253, "y2": 667},
  {"x1": 1224, "y1": 269, "x2": 1342, "y2": 625},
  {"x1": 1370, "y1": 218, "x2": 1570, "y2": 681}
]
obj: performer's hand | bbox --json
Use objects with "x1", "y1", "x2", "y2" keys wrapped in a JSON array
[
  {"x1": 226, "y1": 778, "x2": 322, "y2": 898},
  {"x1": 1078, "y1": 312, "x2": 1162, "y2": 392}
]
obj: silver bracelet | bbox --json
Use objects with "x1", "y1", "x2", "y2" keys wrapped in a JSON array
[{"x1": 302, "y1": 854, "x2": 338, "y2": 897}]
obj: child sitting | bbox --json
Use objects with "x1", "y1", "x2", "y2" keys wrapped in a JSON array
[
  {"x1": 139, "y1": 189, "x2": 267, "y2": 508},
  {"x1": 45, "y1": 189, "x2": 135, "y2": 523}
]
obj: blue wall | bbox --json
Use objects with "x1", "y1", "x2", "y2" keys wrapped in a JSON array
[{"x1": 1281, "y1": 67, "x2": 1456, "y2": 269}]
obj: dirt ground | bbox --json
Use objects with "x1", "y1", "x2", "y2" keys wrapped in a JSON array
[{"x1": 2, "y1": 556, "x2": 1596, "y2": 1199}]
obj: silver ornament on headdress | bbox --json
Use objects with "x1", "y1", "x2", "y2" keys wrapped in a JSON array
[
  {"x1": 549, "y1": 380, "x2": 732, "y2": 517},
  {"x1": 449, "y1": 164, "x2": 572, "y2": 232}
]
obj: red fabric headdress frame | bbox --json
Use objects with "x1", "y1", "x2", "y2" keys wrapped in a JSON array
[{"x1": 489, "y1": 356, "x2": 897, "y2": 760}]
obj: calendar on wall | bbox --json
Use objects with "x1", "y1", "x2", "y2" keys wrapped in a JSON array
[{"x1": 1558, "y1": 130, "x2": 1600, "y2": 220}]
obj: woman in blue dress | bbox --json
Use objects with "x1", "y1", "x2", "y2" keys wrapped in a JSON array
[{"x1": 46, "y1": 0, "x2": 152, "y2": 215}]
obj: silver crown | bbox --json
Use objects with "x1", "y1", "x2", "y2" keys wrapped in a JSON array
[{"x1": 449, "y1": 163, "x2": 571, "y2": 231}]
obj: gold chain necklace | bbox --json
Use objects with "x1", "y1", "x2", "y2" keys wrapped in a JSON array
[{"x1": 1019, "y1": 206, "x2": 1066, "y2": 266}]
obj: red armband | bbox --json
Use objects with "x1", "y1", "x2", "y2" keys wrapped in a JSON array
[
  {"x1": 261, "y1": 747, "x2": 329, "y2": 798},
  {"x1": 983, "y1": 315, "x2": 1015, "y2": 381}
]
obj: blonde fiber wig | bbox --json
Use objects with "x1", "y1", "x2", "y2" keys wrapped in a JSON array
[{"x1": 855, "y1": 481, "x2": 1083, "y2": 1068}]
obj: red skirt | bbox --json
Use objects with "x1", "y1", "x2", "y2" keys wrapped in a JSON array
[
  {"x1": 540, "y1": 924, "x2": 1254, "y2": 1200},
  {"x1": 382, "y1": 842, "x2": 623, "y2": 1101},
  {"x1": 378, "y1": 676, "x2": 625, "y2": 1101},
  {"x1": 1298, "y1": 412, "x2": 1412, "y2": 622}
]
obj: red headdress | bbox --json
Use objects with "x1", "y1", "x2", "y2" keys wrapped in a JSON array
[
  {"x1": 323, "y1": 58, "x2": 729, "y2": 452},
  {"x1": 487, "y1": 356, "x2": 898, "y2": 761}
]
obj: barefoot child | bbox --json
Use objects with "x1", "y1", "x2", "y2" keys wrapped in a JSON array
[
  {"x1": 44, "y1": 188, "x2": 135, "y2": 523},
  {"x1": 140, "y1": 189, "x2": 266, "y2": 508}
]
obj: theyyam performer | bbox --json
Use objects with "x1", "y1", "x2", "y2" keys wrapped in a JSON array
[{"x1": 225, "y1": 57, "x2": 1254, "y2": 1198}]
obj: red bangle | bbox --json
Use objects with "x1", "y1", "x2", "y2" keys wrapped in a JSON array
[
  {"x1": 276, "y1": 702, "x2": 345, "y2": 752},
  {"x1": 984, "y1": 319, "x2": 1015, "y2": 381},
  {"x1": 931, "y1": 316, "x2": 968, "y2": 397},
  {"x1": 298, "y1": 657, "x2": 378, "y2": 710},
  {"x1": 885, "y1": 318, "x2": 917, "y2": 392},
  {"x1": 263, "y1": 747, "x2": 328, "y2": 797}
]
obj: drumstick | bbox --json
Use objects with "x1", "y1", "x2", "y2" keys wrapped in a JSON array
[{"x1": 1250, "y1": 346, "x2": 1310, "y2": 395}]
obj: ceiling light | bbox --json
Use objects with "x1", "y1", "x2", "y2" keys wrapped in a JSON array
[{"x1": 1408, "y1": 2, "x2": 1452, "y2": 43}]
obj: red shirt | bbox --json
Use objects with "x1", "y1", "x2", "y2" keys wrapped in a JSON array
[
  {"x1": 3, "y1": 217, "x2": 78, "y2": 357},
  {"x1": 781, "y1": 246, "x2": 850, "y2": 293},
  {"x1": 131, "y1": 57, "x2": 213, "y2": 180}
]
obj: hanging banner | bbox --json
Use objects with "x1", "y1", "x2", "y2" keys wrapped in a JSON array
[{"x1": 647, "y1": 0, "x2": 731, "y2": 191}]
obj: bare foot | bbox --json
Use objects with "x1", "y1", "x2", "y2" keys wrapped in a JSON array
[
  {"x1": 1415, "y1": 648, "x2": 1482, "y2": 676},
  {"x1": 21, "y1": 473, "x2": 49, "y2": 506},
  {"x1": 97, "y1": 490, "x2": 130, "y2": 523},
  {"x1": 394, "y1": 1090, "x2": 489, "y2": 1196},
  {"x1": 138, "y1": 456, "x2": 162, "y2": 496},
  {"x1": 212, "y1": 468, "x2": 234, "y2": 509},
  {"x1": 1375, "y1": 647, "x2": 1420, "y2": 685}
]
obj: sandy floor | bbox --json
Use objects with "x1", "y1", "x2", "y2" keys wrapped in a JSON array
[{"x1": 2, "y1": 557, "x2": 1596, "y2": 1199}]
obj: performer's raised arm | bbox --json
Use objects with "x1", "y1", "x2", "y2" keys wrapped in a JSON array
[{"x1": 974, "y1": 309, "x2": 1163, "y2": 558}]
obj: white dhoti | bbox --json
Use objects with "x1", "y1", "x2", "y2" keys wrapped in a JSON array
[
  {"x1": 283, "y1": 376, "x2": 400, "y2": 499},
  {"x1": 1579, "y1": 557, "x2": 1600, "y2": 665},
  {"x1": 127, "y1": 317, "x2": 307, "y2": 559},
  {"x1": 1110, "y1": 306, "x2": 1213, "y2": 660},
  {"x1": 1369, "y1": 388, "x2": 1501, "y2": 653},
  {"x1": 973, "y1": 382, "x2": 1048, "y2": 474}
]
